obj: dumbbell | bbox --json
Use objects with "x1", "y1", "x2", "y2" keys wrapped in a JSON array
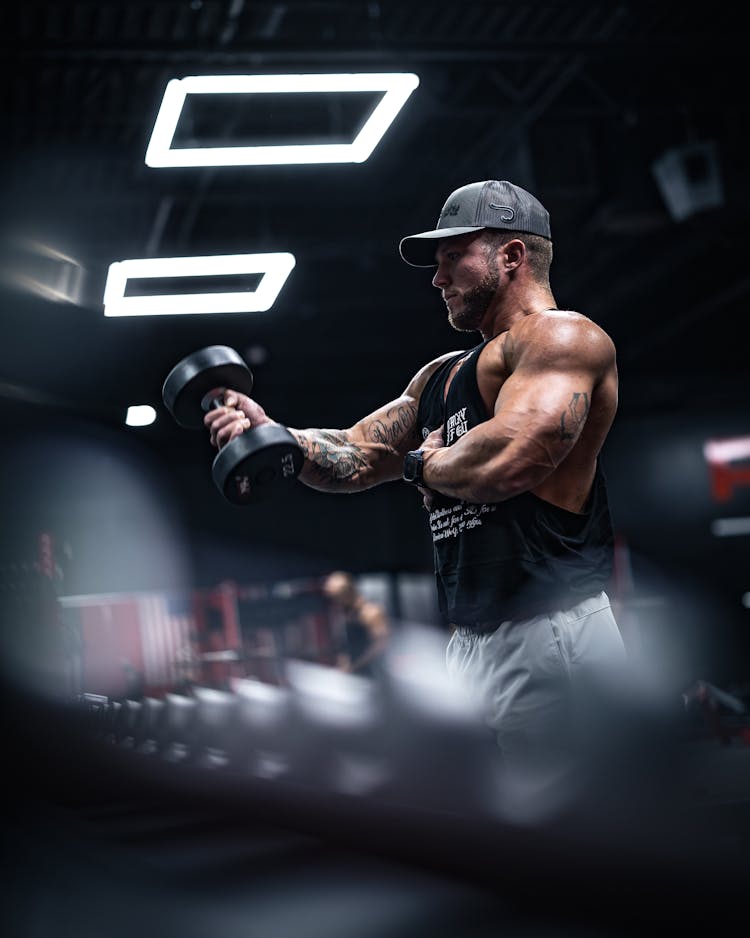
[{"x1": 162, "y1": 345, "x2": 303, "y2": 505}]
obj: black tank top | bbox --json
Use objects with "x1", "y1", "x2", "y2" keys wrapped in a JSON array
[{"x1": 417, "y1": 338, "x2": 615, "y2": 628}]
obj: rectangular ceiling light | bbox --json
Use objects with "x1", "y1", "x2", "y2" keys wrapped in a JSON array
[
  {"x1": 103, "y1": 253, "x2": 295, "y2": 316},
  {"x1": 145, "y1": 72, "x2": 420, "y2": 167}
]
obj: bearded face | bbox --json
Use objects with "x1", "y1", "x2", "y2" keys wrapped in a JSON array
[
  {"x1": 445, "y1": 245, "x2": 500, "y2": 332},
  {"x1": 447, "y1": 269, "x2": 499, "y2": 331}
]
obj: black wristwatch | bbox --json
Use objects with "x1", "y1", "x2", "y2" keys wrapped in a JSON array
[{"x1": 402, "y1": 449, "x2": 425, "y2": 485}]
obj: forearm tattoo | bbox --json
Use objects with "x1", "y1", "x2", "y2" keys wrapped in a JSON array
[
  {"x1": 296, "y1": 429, "x2": 369, "y2": 484},
  {"x1": 295, "y1": 402, "x2": 419, "y2": 489},
  {"x1": 368, "y1": 402, "x2": 420, "y2": 449},
  {"x1": 559, "y1": 392, "x2": 590, "y2": 441}
]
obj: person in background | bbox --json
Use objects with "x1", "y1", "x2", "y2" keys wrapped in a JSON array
[{"x1": 322, "y1": 571, "x2": 391, "y2": 678}]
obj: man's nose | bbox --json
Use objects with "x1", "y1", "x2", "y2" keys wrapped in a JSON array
[{"x1": 432, "y1": 263, "x2": 450, "y2": 289}]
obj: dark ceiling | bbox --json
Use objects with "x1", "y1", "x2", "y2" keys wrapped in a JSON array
[{"x1": 0, "y1": 1, "x2": 748, "y2": 590}]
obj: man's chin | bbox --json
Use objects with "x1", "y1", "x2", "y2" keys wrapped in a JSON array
[{"x1": 448, "y1": 311, "x2": 480, "y2": 332}]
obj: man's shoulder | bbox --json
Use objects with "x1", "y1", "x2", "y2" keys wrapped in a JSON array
[
  {"x1": 427, "y1": 348, "x2": 471, "y2": 369},
  {"x1": 512, "y1": 307, "x2": 592, "y2": 330},
  {"x1": 405, "y1": 348, "x2": 469, "y2": 395},
  {"x1": 514, "y1": 308, "x2": 612, "y2": 343},
  {"x1": 509, "y1": 309, "x2": 615, "y2": 367}
]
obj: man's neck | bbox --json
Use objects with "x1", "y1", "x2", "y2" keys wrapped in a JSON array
[{"x1": 482, "y1": 286, "x2": 556, "y2": 339}]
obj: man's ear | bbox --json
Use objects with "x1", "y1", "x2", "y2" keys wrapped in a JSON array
[{"x1": 502, "y1": 238, "x2": 526, "y2": 271}]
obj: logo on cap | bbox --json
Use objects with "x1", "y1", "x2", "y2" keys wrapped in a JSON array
[
  {"x1": 489, "y1": 203, "x2": 515, "y2": 223},
  {"x1": 440, "y1": 202, "x2": 461, "y2": 219}
]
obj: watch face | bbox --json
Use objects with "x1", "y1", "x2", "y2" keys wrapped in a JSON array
[{"x1": 403, "y1": 450, "x2": 422, "y2": 484}]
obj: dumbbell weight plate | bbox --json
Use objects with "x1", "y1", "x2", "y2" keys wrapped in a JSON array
[
  {"x1": 162, "y1": 345, "x2": 254, "y2": 429},
  {"x1": 212, "y1": 423, "x2": 304, "y2": 505}
]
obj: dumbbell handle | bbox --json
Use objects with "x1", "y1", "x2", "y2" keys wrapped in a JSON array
[{"x1": 200, "y1": 390, "x2": 232, "y2": 414}]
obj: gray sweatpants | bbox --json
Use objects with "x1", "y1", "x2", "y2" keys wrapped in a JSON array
[{"x1": 445, "y1": 591, "x2": 629, "y2": 809}]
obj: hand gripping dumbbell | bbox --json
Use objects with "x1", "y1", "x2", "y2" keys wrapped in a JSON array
[{"x1": 162, "y1": 345, "x2": 303, "y2": 505}]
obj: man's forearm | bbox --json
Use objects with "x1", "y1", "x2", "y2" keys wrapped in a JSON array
[
  {"x1": 288, "y1": 399, "x2": 419, "y2": 493},
  {"x1": 290, "y1": 428, "x2": 374, "y2": 492},
  {"x1": 421, "y1": 431, "x2": 553, "y2": 504}
]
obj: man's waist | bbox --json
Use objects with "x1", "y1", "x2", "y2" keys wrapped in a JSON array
[{"x1": 448, "y1": 589, "x2": 608, "y2": 635}]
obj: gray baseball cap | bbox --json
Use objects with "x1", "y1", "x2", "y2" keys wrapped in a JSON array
[{"x1": 399, "y1": 179, "x2": 551, "y2": 267}]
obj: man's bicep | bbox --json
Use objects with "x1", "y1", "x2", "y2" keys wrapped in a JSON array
[
  {"x1": 492, "y1": 365, "x2": 595, "y2": 458},
  {"x1": 422, "y1": 368, "x2": 591, "y2": 503},
  {"x1": 497, "y1": 316, "x2": 613, "y2": 443}
]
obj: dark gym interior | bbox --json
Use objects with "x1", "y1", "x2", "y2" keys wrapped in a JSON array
[{"x1": 1, "y1": 3, "x2": 749, "y2": 934}]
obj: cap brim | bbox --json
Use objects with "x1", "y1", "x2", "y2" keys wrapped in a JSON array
[{"x1": 398, "y1": 226, "x2": 485, "y2": 267}]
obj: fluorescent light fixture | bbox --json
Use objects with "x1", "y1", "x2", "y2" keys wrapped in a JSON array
[
  {"x1": 103, "y1": 252, "x2": 296, "y2": 317},
  {"x1": 710, "y1": 517, "x2": 750, "y2": 537},
  {"x1": 126, "y1": 405, "x2": 157, "y2": 427},
  {"x1": 145, "y1": 72, "x2": 420, "y2": 167}
]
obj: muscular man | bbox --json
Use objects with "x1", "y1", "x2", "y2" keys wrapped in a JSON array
[{"x1": 205, "y1": 180, "x2": 628, "y2": 780}]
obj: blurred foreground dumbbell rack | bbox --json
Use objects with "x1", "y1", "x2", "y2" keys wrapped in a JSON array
[{"x1": 4, "y1": 566, "x2": 750, "y2": 934}]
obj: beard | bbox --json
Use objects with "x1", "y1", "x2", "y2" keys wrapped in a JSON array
[{"x1": 447, "y1": 269, "x2": 499, "y2": 332}]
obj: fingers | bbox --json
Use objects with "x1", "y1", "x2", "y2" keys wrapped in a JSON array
[
  {"x1": 220, "y1": 389, "x2": 270, "y2": 423},
  {"x1": 202, "y1": 388, "x2": 272, "y2": 448},
  {"x1": 219, "y1": 416, "x2": 251, "y2": 448},
  {"x1": 417, "y1": 484, "x2": 435, "y2": 511},
  {"x1": 422, "y1": 425, "x2": 445, "y2": 450},
  {"x1": 204, "y1": 406, "x2": 251, "y2": 448},
  {"x1": 222, "y1": 391, "x2": 242, "y2": 408}
]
